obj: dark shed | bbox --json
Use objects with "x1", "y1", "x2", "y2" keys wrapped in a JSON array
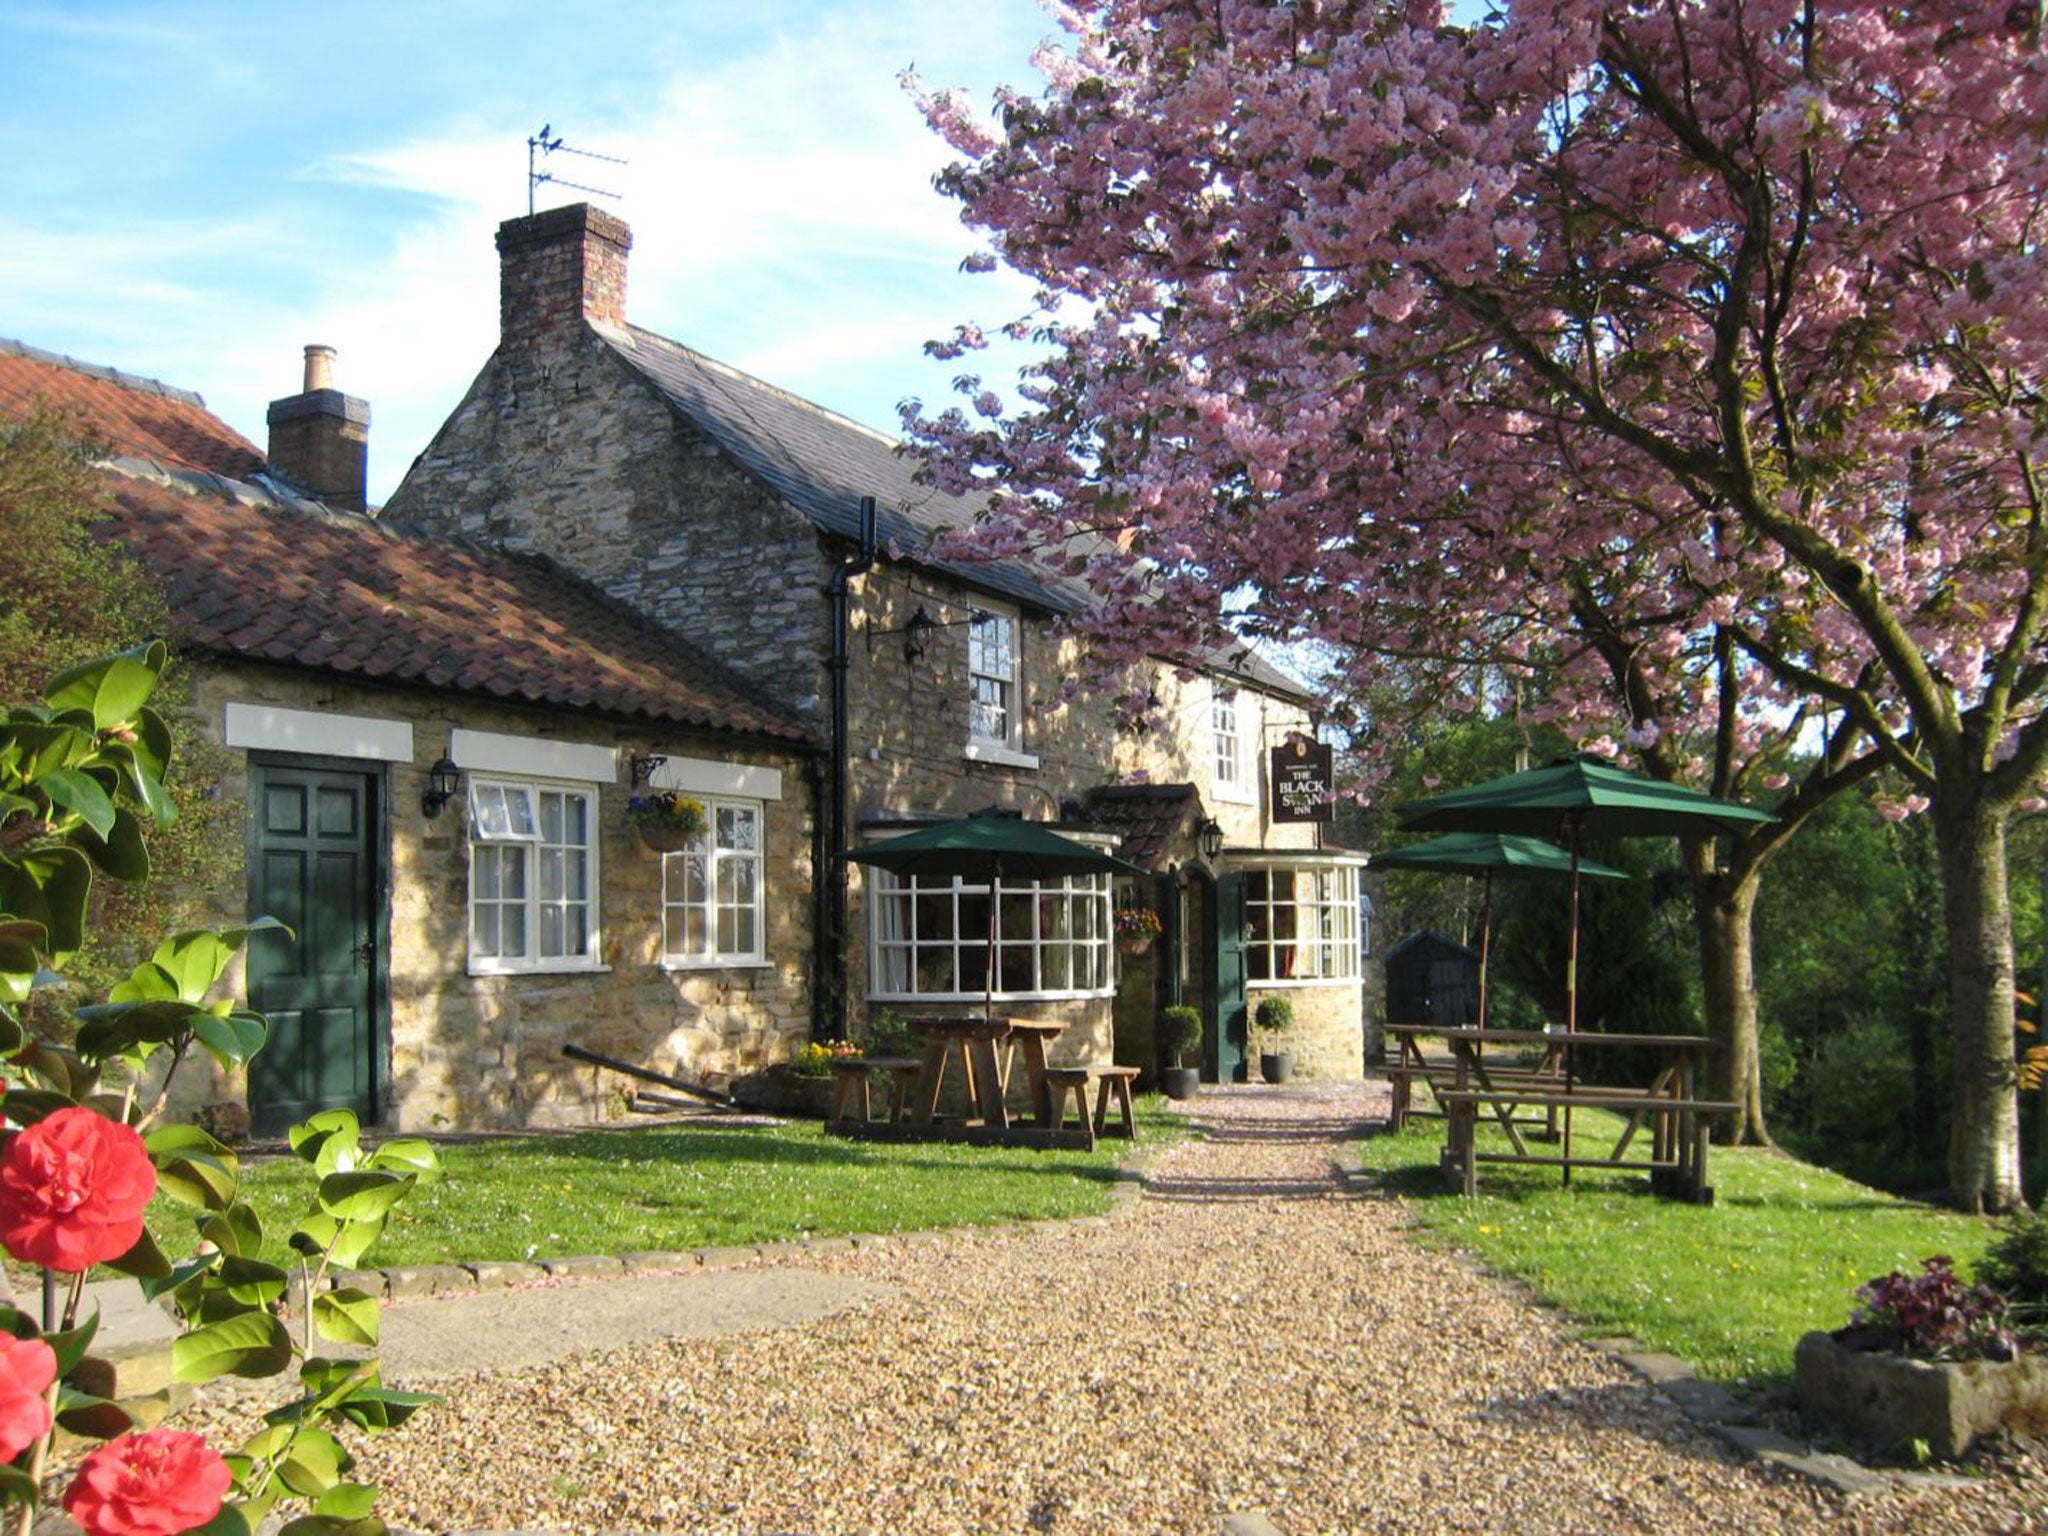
[{"x1": 1384, "y1": 929, "x2": 1481, "y2": 1027}]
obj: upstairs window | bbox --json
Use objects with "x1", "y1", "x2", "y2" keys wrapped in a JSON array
[
  {"x1": 1212, "y1": 687, "x2": 1254, "y2": 803},
  {"x1": 968, "y1": 609, "x2": 1019, "y2": 750},
  {"x1": 662, "y1": 799, "x2": 766, "y2": 966},
  {"x1": 469, "y1": 778, "x2": 598, "y2": 972}
]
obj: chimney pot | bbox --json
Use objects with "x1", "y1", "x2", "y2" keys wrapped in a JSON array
[
  {"x1": 268, "y1": 345, "x2": 370, "y2": 512},
  {"x1": 303, "y1": 344, "x2": 337, "y2": 393}
]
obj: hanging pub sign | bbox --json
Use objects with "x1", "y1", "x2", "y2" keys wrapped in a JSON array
[{"x1": 1271, "y1": 736, "x2": 1335, "y2": 822}]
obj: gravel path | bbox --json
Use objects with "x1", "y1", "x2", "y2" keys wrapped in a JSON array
[{"x1": 227, "y1": 1086, "x2": 2047, "y2": 1533}]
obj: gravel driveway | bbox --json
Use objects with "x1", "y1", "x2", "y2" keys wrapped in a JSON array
[{"x1": 260, "y1": 1085, "x2": 2046, "y2": 1533}]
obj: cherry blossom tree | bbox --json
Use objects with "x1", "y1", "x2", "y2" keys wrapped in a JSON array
[{"x1": 907, "y1": 1, "x2": 2048, "y2": 1208}]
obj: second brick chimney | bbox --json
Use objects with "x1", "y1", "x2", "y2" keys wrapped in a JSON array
[
  {"x1": 495, "y1": 203, "x2": 632, "y2": 355},
  {"x1": 267, "y1": 344, "x2": 370, "y2": 512}
]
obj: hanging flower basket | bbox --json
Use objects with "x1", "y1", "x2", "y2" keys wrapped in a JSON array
[
  {"x1": 626, "y1": 790, "x2": 707, "y2": 853},
  {"x1": 1114, "y1": 906, "x2": 1161, "y2": 955}
]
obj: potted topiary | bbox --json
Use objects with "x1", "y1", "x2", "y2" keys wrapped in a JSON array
[
  {"x1": 1254, "y1": 995, "x2": 1295, "y2": 1084},
  {"x1": 1158, "y1": 1005, "x2": 1202, "y2": 1100}
]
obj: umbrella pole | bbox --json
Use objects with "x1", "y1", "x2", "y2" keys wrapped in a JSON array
[
  {"x1": 985, "y1": 865, "x2": 1000, "y2": 1026},
  {"x1": 1564, "y1": 829, "x2": 1581, "y2": 1185},
  {"x1": 1477, "y1": 872, "x2": 1493, "y2": 1030}
]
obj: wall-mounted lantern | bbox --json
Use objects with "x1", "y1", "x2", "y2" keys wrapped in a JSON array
[
  {"x1": 902, "y1": 605, "x2": 937, "y2": 665},
  {"x1": 422, "y1": 755, "x2": 462, "y2": 819},
  {"x1": 1199, "y1": 818, "x2": 1225, "y2": 860}
]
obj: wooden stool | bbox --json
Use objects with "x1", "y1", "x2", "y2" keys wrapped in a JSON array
[
  {"x1": 1092, "y1": 1065, "x2": 1140, "y2": 1139},
  {"x1": 1043, "y1": 1067, "x2": 1097, "y2": 1146},
  {"x1": 829, "y1": 1057, "x2": 922, "y2": 1125},
  {"x1": 867, "y1": 1057, "x2": 923, "y2": 1122}
]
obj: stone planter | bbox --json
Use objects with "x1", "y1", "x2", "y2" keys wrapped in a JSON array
[
  {"x1": 1260, "y1": 1051, "x2": 1295, "y2": 1085},
  {"x1": 1794, "y1": 1330, "x2": 2048, "y2": 1460},
  {"x1": 730, "y1": 1070, "x2": 834, "y2": 1119},
  {"x1": 1160, "y1": 1066, "x2": 1200, "y2": 1101}
]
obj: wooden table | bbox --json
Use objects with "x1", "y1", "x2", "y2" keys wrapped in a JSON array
[
  {"x1": 825, "y1": 1016, "x2": 1091, "y2": 1149},
  {"x1": 1383, "y1": 1023, "x2": 1564, "y2": 1131},
  {"x1": 1416, "y1": 1027, "x2": 1734, "y2": 1203}
]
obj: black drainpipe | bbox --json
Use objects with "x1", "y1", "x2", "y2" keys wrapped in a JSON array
[{"x1": 819, "y1": 495, "x2": 877, "y2": 1042}]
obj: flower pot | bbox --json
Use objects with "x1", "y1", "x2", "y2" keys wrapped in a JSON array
[
  {"x1": 1260, "y1": 1051, "x2": 1295, "y2": 1085},
  {"x1": 1794, "y1": 1329, "x2": 2048, "y2": 1460},
  {"x1": 1160, "y1": 1067, "x2": 1200, "y2": 1101},
  {"x1": 634, "y1": 821, "x2": 700, "y2": 854},
  {"x1": 1117, "y1": 935, "x2": 1154, "y2": 956}
]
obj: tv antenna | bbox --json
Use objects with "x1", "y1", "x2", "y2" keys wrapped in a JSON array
[{"x1": 527, "y1": 125, "x2": 628, "y2": 215}]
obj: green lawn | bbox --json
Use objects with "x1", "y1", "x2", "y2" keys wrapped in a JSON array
[
  {"x1": 149, "y1": 1103, "x2": 1189, "y2": 1272},
  {"x1": 1358, "y1": 1113, "x2": 2000, "y2": 1388}
]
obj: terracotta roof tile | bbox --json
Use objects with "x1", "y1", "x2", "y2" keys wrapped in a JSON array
[
  {"x1": 0, "y1": 338, "x2": 263, "y2": 480},
  {"x1": 1, "y1": 340, "x2": 807, "y2": 745},
  {"x1": 1083, "y1": 784, "x2": 1201, "y2": 870}
]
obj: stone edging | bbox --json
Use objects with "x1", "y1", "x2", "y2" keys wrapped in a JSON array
[{"x1": 1327, "y1": 1143, "x2": 1975, "y2": 1502}]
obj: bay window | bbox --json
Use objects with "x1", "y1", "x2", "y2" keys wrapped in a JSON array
[
  {"x1": 1244, "y1": 863, "x2": 1362, "y2": 982},
  {"x1": 869, "y1": 871, "x2": 1112, "y2": 1000}
]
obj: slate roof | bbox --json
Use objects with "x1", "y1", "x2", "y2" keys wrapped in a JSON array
[
  {"x1": 1082, "y1": 783, "x2": 1202, "y2": 871},
  {"x1": 0, "y1": 338, "x2": 264, "y2": 480},
  {"x1": 5, "y1": 342, "x2": 809, "y2": 744},
  {"x1": 602, "y1": 323, "x2": 1315, "y2": 703}
]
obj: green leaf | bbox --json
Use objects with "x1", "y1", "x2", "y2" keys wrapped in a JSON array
[
  {"x1": 366, "y1": 1139, "x2": 439, "y2": 1180},
  {"x1": 148, "y1": 1141, "x2": 239, "y2": 1213},
  {"x1": 183, "y1": 1504, "x2": 255, "y2": 1536},
  {"x1": 172, "y1": 1310, "x2": 292, "y2": 1382},
  {"x1": 311, "y1": 1290, "x2": 379, "y2": 1348},
  {"x1": 332, "y1": 1386, "x2": 437, "y2": 1433},
  {"x1": 287, "y1": 1211, "x2": 338, "y2": 1259},
  {"x1": 277, "y1": 1518, "x2": 384, "y2": 1536},
  {"x1": 291, "y1": 1109, "x2": 362, "y2": 1175},
  {"x1": 317, "y1": 1170, "x2": 412, "y2": 1224},
  {"x1": 0, "y1": 845, "x2": 92, "y2": 961},
  {"x1": 192, "y1": 1009, "x2": 269, "y2": 1071},
  {"x1": 211, "y1": 1255, "x2": 288, "y2": 1312},
  {"x1": 40, "y1": 767, "x2": 116, "y2": 838},
  {"x1": 70, "y1": 804, "x2": 151, "y2": 882},
  {"x1": 323, "y1": 1214, "x2": 387, "y2": 1271},
  {"x1": 146, "y1": 1121, "x2": 234, "y2": 1159},
  {"x1": 311, "y1": 1485, "x2": 379, "y2": 1521},
  {"x1": 277, "y1": 1428, "x2": 351, "y2": 1497},
  {"x1": 0, "y1": 1462, "x2": 39, "y2": 1507},
  {"x1": 101, "y1": 1225, "x2": 172, "y2": 1280},
  {"x1": 0, "y1": 919, "x2": 48, "y2": 1006},
  {"x1": 43, "y1": 643, "x2": 166, "y2": 731},
  {"x1": 54, "y1": 1391, "x2": 135, "y2": 1440},
  {"x1": 198, "y1": 1202, "x2": 264, "y2": 1259},
  {"x1": 45, "y1": 1308, "x2": 101, "y2": 1375}
]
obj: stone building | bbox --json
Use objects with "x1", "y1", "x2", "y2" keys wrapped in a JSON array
[
  {"x1": 0, "y1": 337, "x2": 817, "y2": 1133},
  {"x1": 386, "y1": 206, "x2": 1377, "y2": 1084}
]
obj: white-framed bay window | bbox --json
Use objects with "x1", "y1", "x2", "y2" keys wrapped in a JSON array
[
  {"x1": 1244, "y1": 861, "x2": 1363, "y2": 983},
  {"x1": 869, "y1": 871, "x2": 1112, "y2": 1001},
  {"x1": 468, "y1": 777, "x2": 599, "y2": 972},
  {"x1": 662, "y1": 798, "x2": 766, "y2": 966}
]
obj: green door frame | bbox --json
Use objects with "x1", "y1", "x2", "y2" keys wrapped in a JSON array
[
  {"x1": 244, "y1": 755, "x2": 389, "y2": 1134},
  {"x1": 1211, "y1": 868, "x2": 1249, "y2": 1084}
]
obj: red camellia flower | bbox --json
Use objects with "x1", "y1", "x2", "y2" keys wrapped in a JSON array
[
  {"x1": 62, "y1": 1429, "x2": 232, "y2": 1536},
  {"x1": 0, "y1": 1334, "x2": 55, "y2": 1461},
  {"x1": 0, "y1": 1107, "x2": 156, "y2": 1273}
]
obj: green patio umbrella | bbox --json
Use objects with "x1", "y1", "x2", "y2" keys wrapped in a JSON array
[
  {"x1": 1395, "y1": 755, "x2": 1775, "y2": 1033},
  {"x1": 1370, "y1": 833, "x2": 1627, "y2": 1029},
  {"x1": 846, "y1": 810, "x2": 1145, "y2": 1022}
]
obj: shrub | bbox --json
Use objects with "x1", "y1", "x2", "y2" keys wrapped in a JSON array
[
  {"x1": 1159, "y1": 1005, "x2": 1202, "y2": 1061},
  {"x1": 1254, "y1": 996, "x2": 1294, "y2": 1034},
  {"x1": 863, "y1": 1008, "x2": 918, "y2": 1059},
  {"x1": 1844, "y1": 1255, "x2": 2019, "y2": 1361},
  {"x1": 1978, "y1": 1210, "x2": 2048, "y2": 1323}
]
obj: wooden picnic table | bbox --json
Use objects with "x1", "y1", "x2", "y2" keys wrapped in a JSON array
[
  {"x1": 905, "y1": 1015, "x2": 1064, "y2": 1131},
  {"x1": 1383, "y1": 1022, "x2": 1565, "y2": 1131},
  {"x1": 1399, "y1": 1025, "x2": 1735, "y2": 1203}
]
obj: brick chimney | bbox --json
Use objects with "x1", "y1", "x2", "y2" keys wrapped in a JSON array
[
  {"x1": 266, "y1": 345, "x2": 370, "y2": 512},
  {"x1": 495, "y1": 203, "x2": 632, "y2": 354}
]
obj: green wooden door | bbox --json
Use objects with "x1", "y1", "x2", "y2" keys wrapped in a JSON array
[
  {"x1": 1211, "y1": 869, "x2": 1249, "y2": 1084},
  {"x1": 246, "y1": 763, "x2": 382, "y2": 1135}
]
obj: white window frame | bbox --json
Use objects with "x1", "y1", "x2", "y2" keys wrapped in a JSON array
[
  {"x1": 467, "y1": 775, "x2": 601, "y2": 975},
  {"x1": 963, "y1": 606, "x2": 1039, "y2": 768},
  {"x1": 1244, "y1": 862, "x2": 1363, "y2": 984},
  {"x1": 661, "y1": 797, "x2": 768, "y2": 968},
  {"x1": 1210, "y1": 685, "x2": 1256, "y2": 804},
  {"x1": 867, "y1": 870, "x2": 1113, "y2": 1002}
]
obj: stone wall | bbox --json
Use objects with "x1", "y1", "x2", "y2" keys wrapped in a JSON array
[
  {"x1": 383, "y1": 333, "x2": 829, "y2": 723},
  {"x1": 1247, "y1": 982, "x2": 1366, "y2": 1082},
  {"x1": 171, "y1": 662, "x2": 815, "y2": 1132}
]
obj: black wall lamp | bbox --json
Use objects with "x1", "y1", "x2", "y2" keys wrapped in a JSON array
[
  {"x1": 422, "y1": 755, "x2": 462, "y2": 819},
  {"x1": 902, "y1": 606, "x2": 936, "y2": 664},
  {"x1": 1199, "y1": 818, "x2": 1225, "y2": 860}
]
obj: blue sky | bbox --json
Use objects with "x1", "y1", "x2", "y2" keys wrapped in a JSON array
[{"x1": 1, "y1": 1, "x2": 1057, "y2": 502}]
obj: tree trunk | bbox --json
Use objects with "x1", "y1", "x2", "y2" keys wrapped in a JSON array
[
  {"x1": 1934, "y1": 783, "x2": 2023, "y2": 1213},
  {"x1": 1690, "y1": 864, "x2": 1772, "y2": 1146}
]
